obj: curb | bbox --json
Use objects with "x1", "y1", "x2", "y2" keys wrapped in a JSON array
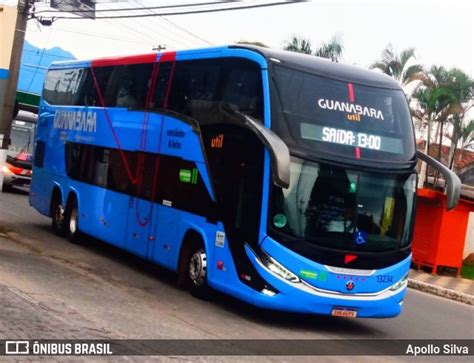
[{"x1": 408, "y1": 278, "x2": 473, "y2": 305}]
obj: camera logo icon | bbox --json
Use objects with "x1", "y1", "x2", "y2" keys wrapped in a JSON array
[{"x1": 5, "y1": 341, "x2": 29, "y2": 355}]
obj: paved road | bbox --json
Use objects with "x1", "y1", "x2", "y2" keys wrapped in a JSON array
[{"x1": 0, "y1": 190, "x2": 472, "y2": 358}]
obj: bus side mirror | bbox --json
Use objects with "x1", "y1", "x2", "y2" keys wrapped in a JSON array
[
  {"x1": 240, "y1": 114, "x2": 290, "y2": 189},
  {"x1": 416, "y1": 150, "x2": 461, "y2": 210},
  {"x1": 218, "y1": 104, "x2": 290, "y2": 188}
]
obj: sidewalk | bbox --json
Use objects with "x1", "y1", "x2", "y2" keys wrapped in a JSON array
[{"x1": 408, "y1": 269, "x2": 474, "y2": 305}]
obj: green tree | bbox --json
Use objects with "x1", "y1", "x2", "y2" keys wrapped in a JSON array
[
  {"x1": 448, "y1": 115, "x2": 473, "y2": 169},
  {"x1": 314, "y1": 34, "x2": 344, "y2": 62},
  {"x1": 413, "y1": 66, "x2": 473, "y2": 173},
  {"x1": 283, "y1": 34, "x2": 344, "y2": 62},
  {"x1": 370, "y1": 44, "x2": 425, "y2": 86},
  {"x1": 283, "y1": 36, "x2": 313, "y2": 55}
]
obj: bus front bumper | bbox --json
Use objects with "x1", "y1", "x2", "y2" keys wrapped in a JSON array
[{"x1": 245, "y1": 245, "x2": 408, "y2": 318}]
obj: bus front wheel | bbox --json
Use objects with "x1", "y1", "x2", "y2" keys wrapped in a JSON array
[
  {"x1": 65, "y1": 198, "x2": 81, "y2": 244},
  {"x1": 178, "y1": 240, "x2": 211, "y2": 299},
  {"x1": 189, "y1": 247, "x2": 211, "y2": 299}
]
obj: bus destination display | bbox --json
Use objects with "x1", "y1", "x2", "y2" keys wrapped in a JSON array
[{"x1": 301, "y1": 123, "x2": 403, "y2": 154}]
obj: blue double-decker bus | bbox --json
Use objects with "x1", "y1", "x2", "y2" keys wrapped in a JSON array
[{"x1": 30, "y1": 45, "x2": 460, "y2": 318}]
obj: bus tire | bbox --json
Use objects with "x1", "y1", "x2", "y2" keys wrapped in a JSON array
[
  {"x1": 64, "y1": 197, "x2": 81, "y2": 244},
  {"x1": 51, "y1": 191, "x2": 65, "y2": 237},
  {"x1": 189, "y1": 247, "x2": 211, "y2": 299},
  {"x1": 178, "y1": 236, "x2": 211, "y2": 299}
]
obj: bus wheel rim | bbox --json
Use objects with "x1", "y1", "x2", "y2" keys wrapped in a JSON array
[
  {"x1": 55, "y1": 204, "x2": 64, "y2": 226},
  {"x1": 189, "y1": 249, "x2": 207, "y2": 287},
  {"x1": 69, "y1": 208, "x2": 78, "y2": 235}
]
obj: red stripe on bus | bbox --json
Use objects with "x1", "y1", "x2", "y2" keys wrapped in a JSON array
[
  {"x1": 355, "y1": 146, "x2": 361, "y2": 159},
  {"x1": 348, "y1": 83, "x2": 355, "y2": 102},
  {"x1": 160, "y1": 51, "x2": 177, "y2": 62},
  {"x1": 92, "y1": 53, "x2": 157, "y2": 67}
]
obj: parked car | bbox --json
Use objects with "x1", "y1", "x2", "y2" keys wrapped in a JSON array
[{"x1": 2, "y1": 110, "x2": 37, "y2": 190}]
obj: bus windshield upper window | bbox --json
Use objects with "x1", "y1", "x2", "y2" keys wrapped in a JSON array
[{"x1": 270, "y1": 65, "x2": 415, "y2": 163}]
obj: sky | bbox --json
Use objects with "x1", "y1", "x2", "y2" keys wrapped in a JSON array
[{"x1": 4, "y1": 0, "x2": 473, "y2": 77}]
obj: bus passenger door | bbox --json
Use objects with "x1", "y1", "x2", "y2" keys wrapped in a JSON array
[{"x1": 148, "y1": 155, "x2": 181, "y2": 270}]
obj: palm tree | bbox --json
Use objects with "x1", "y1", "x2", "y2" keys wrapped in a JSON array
[
  {"x1": 413, "y1": 66, "x2": 473, "y2": 187},
  {"x1": 448, "y1": 115, "x2": 473, "y2": 169},
  {"x1": 283, "y1": 34, "x2": 344, "y2": 62},
  {"x1": 370, "y1": 44, "x2": 425, "y2": 86},
  {"x1": 314, "y1": 34, "x2": 344, "y2": 62},
  {"x1": 283, "y1": 36, "x2": 313, "y2": 55}
]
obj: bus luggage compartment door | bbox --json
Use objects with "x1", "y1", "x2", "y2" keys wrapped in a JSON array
[{"x1": 126, "y1": 195, "x2": 155, "y2": 259}]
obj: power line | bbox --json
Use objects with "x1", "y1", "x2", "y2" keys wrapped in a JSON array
[
  {"x1": 46, "y1": 1, "x2": 303, "y2": 20},
  {"x1": 97, "y1": 3, "x2": 165, "y2": 47},
  {"x1": 159, "y1": 15, "x2": 212, "y2": 45},
  {"x1": 23, "y1": 49, "x2": 75, "y2": 60},
  {"x1": 44, "y1": 26, "x2": 153, "y2": 45},
  {"x1": 33, "y1": 1, "x2": 236, "y2": 16},
  {"x1": 122, "y1": 1, "x2": 199, "y2": 48},
  {"x1": 97, "y1": 4, "x2": 194, "y2": 49},
  {"x1": 128, "y1": 0, "x2": 210, "y2": 47},
  {"x1": 25, "y1": 27, "x2": 51, "y2": 92}
]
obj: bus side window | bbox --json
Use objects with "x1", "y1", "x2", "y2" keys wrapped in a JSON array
[
  {"x1": 43, "y1": 68, "x2": 88, "y2": 106},
  {"x1": 167, "y1": 66, "x2": 191, "y2": 115},
  {"x1": 82, "y1": 67, "x2": 113, "y2": 107},
  {"x1": 43, "y1": 70, "x2": 62, "y2": 105},
  {"x1": 221, "y1": 62, "x2": 263, "y2": 121},
  {"x1": 107, "y1": 149, "x2": 136, "y2": 195},
  {"x1": 167, "y1": 60, "x2": 220, "y2": 119},
  {"x1": 104, "y1": 64, "x2": 153, "y2": 108},
  {"x1": 33, "y1": 141, "x2": 46, "y2": 168},
  {"x1": 155, "y1": 155, "x2": 178, "y2": 205},
  {"x1": 152, "y1": 62, "x2": 172, "y2": 110}
]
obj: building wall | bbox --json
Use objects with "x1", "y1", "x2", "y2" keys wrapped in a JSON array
[
  {"x1": 0, "y1": 4, "x2": 17, "y2": 70},
  {"x1": 0, "y1": 4, "x2": 17, "y2": 111}
]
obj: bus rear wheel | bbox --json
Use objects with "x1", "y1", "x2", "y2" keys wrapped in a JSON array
[
  {"x1": 51, "y1": 196, "x2": 65, "y2": 237},
  {"x1": 65, "y1": 198, "x2": 81, "y2": 244}
]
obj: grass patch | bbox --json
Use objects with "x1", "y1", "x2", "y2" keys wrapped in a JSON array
[{"x1": 461, "y1": 265, "x2": 474, "y2": 280}]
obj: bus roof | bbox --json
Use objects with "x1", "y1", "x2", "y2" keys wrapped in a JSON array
[
  {"x1": 232, "y1": 45, "x2": 402, "y2": 90},
  {"x1": 49, "y1": 45, "x2": 401, "y2": 90}
]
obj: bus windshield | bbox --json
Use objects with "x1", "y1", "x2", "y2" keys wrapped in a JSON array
[
  {"x1": 8, "y1": 121, "x2": 35, "y2": 161},
  {"x1": 269, "y1": 157, "x2": 416, "y2": 253},
  {"x1": 270, "y1": 65, "x2": 416, "y2": 162}
]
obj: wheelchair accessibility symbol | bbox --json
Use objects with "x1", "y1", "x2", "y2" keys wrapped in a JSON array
[{"x1": 354, "y1": 230, "x2": 367, "y2": 245}]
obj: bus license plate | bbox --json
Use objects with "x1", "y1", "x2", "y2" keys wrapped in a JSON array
[{"x1": 331, "y1": 308, "x2": 357, "y2": 318}]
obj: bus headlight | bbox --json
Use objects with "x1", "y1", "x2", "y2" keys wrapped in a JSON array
[
  {"x1": 389, "y1": 274, "x2": 408, "y2": 291},
  {"x1": 2, "y1": 165, "x2": 13, "y2": 175},
  {"x1": 260, "y1": 252, "x2": 300, "y2": 283}
]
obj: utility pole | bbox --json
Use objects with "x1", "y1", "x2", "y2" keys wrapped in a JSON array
[
  {"x1": 0, "y1": 0, "x2": 30, "y2": 190},
  {"x1": 0, "y1": 0, "x2": 30, "y2": 148}
]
